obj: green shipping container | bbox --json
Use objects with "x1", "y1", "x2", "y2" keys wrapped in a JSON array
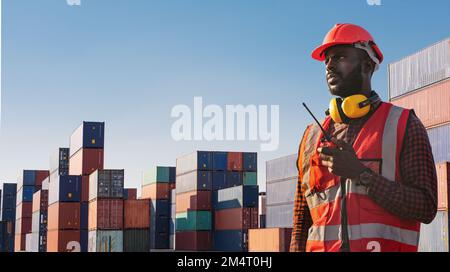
[
  {"x1": 124, "y1": 229, "x2": 150, "y2": 252},
  {"x1": 243, "y1": 172, "x2": 257, "y2": 186},
  {"x1": 143, "y1": 166, "x2": 175, "y2": 185},
  {"x1": 175, "y1": 211, "x2": 212, "y2": 231}
]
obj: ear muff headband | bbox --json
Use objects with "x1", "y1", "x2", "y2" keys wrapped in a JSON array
[{"x1": 328, "y1": 94, "x2": 380, "y2": 123}]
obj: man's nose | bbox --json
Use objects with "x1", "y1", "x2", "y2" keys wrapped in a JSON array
[{"x1": 326, "y1": 58, "x2": 336, "y2": 72}]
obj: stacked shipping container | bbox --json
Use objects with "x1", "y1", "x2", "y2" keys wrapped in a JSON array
[
  {"x1": 15, "y1": 170, "x2": 49, "y2": 252},
  {"x1": 170, "y1": 188, "x2": 176, "y2": 249},
  {"x1": 1, "y1": 183, "x2": 17, "y2": 252},
  {"x1": 389, "y1": 38, "x2": 450, "y2": 252},
  {"x1": 123, "y1": 197, "x2": 150, "y2": 252},
  {"x1": 29, "y1": 190, "x2": 48, "y2": 252},
  {"x1": 259, "y1": 192, "x2": 266, "y2": 228},
  {"x1": 142, "y1": 166, "x2": 175, "y2": 249}
]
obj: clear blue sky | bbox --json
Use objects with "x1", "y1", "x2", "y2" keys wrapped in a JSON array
[{"x1": 1, "y1": 0, "x2": 449, "y2": 193}]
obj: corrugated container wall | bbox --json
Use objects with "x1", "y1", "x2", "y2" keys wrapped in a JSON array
[
  {"x1": 427, "y1": 124, "x2": 450, "y2": 163},
  {"x1": 388, "y1": 38, "x2": 450, "y2": 100},
  {"x1": 437, "y1": 163, "x2": 450, "y2": 211},
  {"x1": 418, "y1": 211, "x2": 449, "y2": 252},
  {"x1": 266, "y1": 154, "x2": 297, "y2": 182}
]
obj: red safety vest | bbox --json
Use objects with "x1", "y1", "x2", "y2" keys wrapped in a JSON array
[{"x1": 297, "y1": 102, "x2": 420, "y2": 252}]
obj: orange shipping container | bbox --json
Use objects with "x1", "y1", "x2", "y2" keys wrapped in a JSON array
[
  {"x1": 15, "y1": 234, "x2": 27, "y2": 252},
  {"x1": 141, "y1": 183, "x2": 171, "y2": 200},
  {"x1": 437, "y1": 162, "x2": 450, "y2": 211},
  {"x1": 248, "y1": 228, "x2": 292, "y2": 252},
  {"x1": 16, "y1": 202, "x2": 32, "y2": 219},
  {"x1": 47, "y1": 202, "x2": 81, "y2": 231},
  {"x1": 124, "y1": 200, "x2": 150, "y2": 229},
  {"x1": 89, "y1": 199, "x2": 124, "y2": 230},
  {"x1": 69, "y1": 148, "x2": 104, "y2": 176},
  {"x1": 214, "y1": 208, "x2": 258, "y2": 230},
  {"x1": 176, "y1": 191, "x2": 211, "y2": 213},
  {"x1": 15, "y1": 218, "x2": 32, "y2": 235},
  {"x1": 391, "y1": 79, "x2": 450, "y2": 128},
  {"x1": 32, "y1": 190, "x2": 48, "y2": 213},
  {"x1": 227, "y1": 152, "x2": 243, "y2": 171},
  {"x1": 47, "y1": 230, "x2": 81, "y2": 252}
]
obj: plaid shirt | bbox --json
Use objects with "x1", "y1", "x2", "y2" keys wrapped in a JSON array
[{"x1": 290, "y1": 100, "x2": 438, "y2": 252}]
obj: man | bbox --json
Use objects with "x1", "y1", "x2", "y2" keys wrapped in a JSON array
[{"x1": 290, "y1": 23, "x2": 437, "y2": 252}]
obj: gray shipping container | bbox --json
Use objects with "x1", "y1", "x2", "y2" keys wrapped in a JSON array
[
  {"x1": 176, "y1": 171, "x2": 212, "y2": 194},
  {"x1": 266, "y1": 178, "x2": 297, "y2": 206},
  {"x1": 89, "y1": 170, "x2": 124, "y2": 200},
  {"x1": 389, "y1": 38, "x2": 450, "y2": 100},
  {"x1": 428, "y1": 123, "x2": 450, "y2": 164},
  {"x1": 169, "y1": 234, "x2": 175, "y2": 250},
  {"x1": 123, "y1": 229, "x2": 150, "y2": 252},
  {"x1": 88, "y1": 230, "x2": 123, "y2": 252},
  {"x1": 266, "y1": 203, "x2": 294, "y2": 229},
  {"x1": 418, "y1": 211, "x2": 449, "y2": 252},
  {"x1": 266, "y1": 154, "x2": 297, "y2": 183}
]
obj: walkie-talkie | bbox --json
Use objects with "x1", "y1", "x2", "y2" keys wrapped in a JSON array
[{"x1": 302, "y1": 103, "x2": 333, "y2": 143}]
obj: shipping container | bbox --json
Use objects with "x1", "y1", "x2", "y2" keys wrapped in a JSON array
[
  {"x1": 89, "y1": 169, "x2": 124, "y2": 200},
  {"x1": 124, "y1": 188, "x2": 137, "y2": 200},
  {"x1": 266, "y1": 203, "x2": 294, "y2": 228},
  {"x1": 169, "y1": 233, "x2": 175, "y2": 250},
  {"x1": 35, "y1": 171, "x2": 50, "y2": 188},
  {"x1": 15, "y1": 233, "x2": 26, "y2": 252},
  {"x1": 266, "y1": 178, "x2": 296, "y2": 206},
  {"x1": 70, "y1": 121, "x2": 105, "y2": 156},
  {"x1": 124, "y1": 200, "x2": 150, "y2": 229},
  {"x1": 141, "y1": 183, "x2": 171, "y2": 200},
  {"x1": 48, "y1": 175, "x2": 81, "y2": 205},
  {"x1": 47, "y1": 230, "x2": 81, "y2": 252},
  {"x1": 388, "y1": 38, "x2": 450, "y2": 100},
  {"x1": 150, "y1": 231, "x2": 170, "y2": 249},
  {"x1": 259, "y1": 194, "x2": 267, "y2": 215},
  {"x1": 50, "y1": 148, "x2": 70, "y2": 175},
  {"x1": 213, "y1": 230, "x2": 248, "y2": 252},
  {"x1": 0, "y1": 221, "x2": 14, "y2": 252},
  {"x1": 225, "y1": 172, "x2": 243, "y2": 188},
  {"x1": 143, "y1": 166, "x2": 176, "y2": 185},
  {"x1": 243, "y1": 153, "x2": 257, "y2": 172},
  {"x1": 88, "y1": 230, "x2": 123, "y2": 252},
  {"x1": 391, "y1": 79, "x2": 450, "y2": 128},
  {"x1": 175, "y1": 190, "x2": 211, "y2": 213},
  {"x1": 88, "y1": 199, "x2": 124, "y2": 230},
  {"x1": 21, "y1": 170, "x2": 36, "y2": 187},
  {"x1": 151, "y1": 199, "x2": 171, "y2": 218},
  {"x1": 171, "y1": 189, "x2": 176, "y2": 204},
  {"x1": 80, "y1": 230, "x2": 88, "y2": 252},
  {"x1": 151, "y1": 216, "x2": 170, "y2": 234},
  {"x1": 248, "y1": 228, "x2": 292, "y2": 252},
  {"x1": 32, "y1": 190, "x2": 48, "y2": 213},
  {"x1": 175, "y1": 231, "x2": 211, "y2": 251},
  {"x1": 17, "y1": 186, "x2": 35, "y2": 203},
  {"x1": 42, "y1": 177, "x2": 50, "y2": 190},
  {"x1": 176, "y1": 211, "x2": 212, "y2": 231},
  {"x1": 15, "y1": 218, "x2": 32, "y2": 235},
  {"x1": 176, "y1": 151, "x2": 213, "y2": 176},
  {"x1": 80, "y1": 202, "x2": 88, "y2": 230},
  {"x1": 31, "y1": 211, "x2": 47, "y2": 234},
  {"x1": 212, "y1": 171, "x2": 227, "y2": 191},
  {"x1": 47, "y1": 202, "x2": 80, "y2": 231},
  {"x1": 266, "y1": 154, "x2": 297, "y2": 183},
  {"x1": 25, "y1": 232, "x2": 39, "y2": 252},
  {"x1": 243, "y1": 172, "x2": 257, "y2": 186},
  {"x1": 428, "y1": 123, "x2": 450, "y2": 163},
  {"x1": 81, "y1": 176, "x2": 89, "y2": 202},
  {"x1": 259, "y1": 215, "x2": 266, "y2": 228},
  {"x1": 69, "y1": 148, "x2": 104, "y2": 176},
  {"x1": 124, "y1": 229, "x2": 150, "y2": 252},
  {"x1": 418, "y1": 211, "x2": 449, "y2": 252},
  {"x1": 16, "y1": 202, "x2": 32, "y2": 219},
  {"x1": 227, "y1": 152, "x2": 243, "y2": 171},
  {"x1": 214, "y1": 208, "x2": 258, "y2": 230},
  {"x1": 437, "y1": 162, "x2": 450, "y2": 211},
  {"x1": 176, "y1": 171, "x2": 212, "y2": 194},
  {"x1": 213, "y1": 152, "x2": 228, "y2": 171},
  {"x1": 213, "y1": 185, "x2": 259, "y2": 210}
]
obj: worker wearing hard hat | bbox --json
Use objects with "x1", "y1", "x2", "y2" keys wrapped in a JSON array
[{"x1": 290, "y1": 24, "x2": 438, "y2": 252}]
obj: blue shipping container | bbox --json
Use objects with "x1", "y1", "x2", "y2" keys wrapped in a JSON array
[
  {"x1": 225, "y1": 172, "x2": 243, "y2": 188},
  {"x1": 151, "y1": 200, "x2": 171, "y2": 217},
  {"x1": 23, "y1": 170, "x2": 36, "y2": 186},
  {"x1": 212, "y1": 172, "x2": 227, "y2": 191},
  {"x1": 81, "y1": 202, "x2": 88, "y2": 230},
  {"x1": 81, "y1": 230, "x2": 88, "y2": 252},
  {"x1": 198, "y1": 151, "x2": 213, "y2": 171},
  {"x1": 243, "y1": 153, "x2": 257, "y2": 172},
  {"x1": 151, "y1": 232, "x2": 170, "y2": 249},
  {"x1": 70, "y1": 122, "x2": 105, "y2": 156},
  {"x1": 50, "y1": 175, "x2": 82, "y2": 204},
  {"x1": 169, "y1": 167, "x2": 176, "y2": 183},
  {"x1": 213, "y1": 230, "x2": 247, "y2": 252},
  {"x1": 175, "y1": 171, "x2": 213, "y2": 194},
  {"x1": 213, "y1": 152, "x2": 228, "y2": 171},
  {"x1": 20, "y1": 186, "x2": 35, "y2": 202},
  {"x1": 151, "y1": 216, "x2": 170, "y2": 233},
  {"x1": 213, "y1": 185, "x2": 259, "y2": 210}
]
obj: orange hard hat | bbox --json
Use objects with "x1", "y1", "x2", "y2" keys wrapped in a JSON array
[{"x1": 311, "y1": 23, "x2": 384, "y2": 64}]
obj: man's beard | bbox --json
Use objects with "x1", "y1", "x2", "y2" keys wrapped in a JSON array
[{"x1": 329, "y1": 63, "x2": 364, "y2": 98}]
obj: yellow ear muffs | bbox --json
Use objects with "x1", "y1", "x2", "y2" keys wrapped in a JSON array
[
  {"x1": 341, "y1": 94, "x2": 371, "y2": 119},
  {"x1": 328, "y1": 98, "x2": 344, "y2": 123}
]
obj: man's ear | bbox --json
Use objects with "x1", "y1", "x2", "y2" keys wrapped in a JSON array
[{"x1": 362, "y1": 57, "x2": 375, "y2": 76}]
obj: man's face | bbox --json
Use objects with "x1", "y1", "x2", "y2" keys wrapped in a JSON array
[{"x1": 324, "y1": 45, "x2": 365, "y2": 98}]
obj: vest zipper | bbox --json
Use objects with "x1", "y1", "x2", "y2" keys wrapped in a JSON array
[{"x1": 340, "y1": 177, "x2": 350, "y2": 252}]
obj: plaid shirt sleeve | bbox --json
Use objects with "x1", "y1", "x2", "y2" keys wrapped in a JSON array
[{"x1": 366, "y1": 112, "x2": 438, "y2": 224}]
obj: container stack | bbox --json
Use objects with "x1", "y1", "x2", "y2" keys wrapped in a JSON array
[
  {"x1": 15, "y1": 170, "x2": 49, "y2": 252},
  {"x1": 141, "y1": 166, "x2": 175, "y2": 249},
  {"x1": 69, "y1": 122, "x2": 105, "y2": 251},
  {"x1": 29, "y1": 189, "x2": 49, "y2": 252},
  {"x1": 388, "y1": 38, "x2": 450, "y2": 252},
  {"x1": 169, "y1": 188, "x2": 176, "y2": 249},
  {"x1": 88, "y1": 169, "x2": 124, "y2": 252},
  {"x1": 124, "y1": 188, "x2": 137, "y2": 200},
  {"x1": 212, "y1": 152, "x2": 259, "y2": 252},
  {"x1": 123, "y1": 198, "x2": 150, "y2": 252},
  {"x1": 1, "y1": 183, "x2": 17, "y2": 252}
]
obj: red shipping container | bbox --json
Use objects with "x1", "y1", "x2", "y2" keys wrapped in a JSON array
[
  {"x1": 47, "y1": 202, "x2": 81, "y2": 231},
  {"x1": 89, "y1": 199, "x2": 124, "y2": 230},
  {"x1": 214, "y1": 207, "x2": 258, "y2": 230},
  {"x1": 125, "y1": 188, "x2": 137, "y2": 200},
  {"x1": 15, "y1": 217, "x2": 32, "y2": 235},
  {"x1": 124, "y1": 200, "x2": 150, "y2": 229},
  {"x1": 437, "y1": 162, "x2": 450, "y2": 211},
  {"x1": 175, "y1": 231, "x2": 212, "y2": 251},
  {"x1": 32, "y1": 190, "x2": 49, "y2": 213},
  {"x1": 16, "y1": 202, "x2": 32, "y2": 219},
  {"x1": 141, "y1": 183, "x2": 170, "y2": 200},
  {"x1": 176, "y1": 191, "x2": 211, "y2": 213},
  {"x1": 47, "y1": 230, "x2": 81, "y2": 252},
  {"x1": 391, "y1": 79, "x2": 450, "y2": 129},
  {"x1": 81, "y1": 175, "x2": 90, "y2": 202},
  {"x1": 227, "y1": 152, "x2": 243, "y2": 171},
  {"x1": 15, "y1": 234, "x2": 27, "y2": 252},
  {"x1": 35, "y1": 170, "x2": 50, "y2": 187},
  {"x1": 69, "y1": 148, "x2": 104, "y2": 176}
]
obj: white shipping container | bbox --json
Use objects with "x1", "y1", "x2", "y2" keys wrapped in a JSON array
[
  {"x1": 88, "y1": 230, "x2": 123, "y2": 252},
  {"x1": 266, "y1": 178, "x2": 297, "y2": 206},
  {"x1": 266, "y1": 203, "x2": 294, "y2": 229},
  {"x1": 418, "y1": 211, "x2": 449, "y2": 252},
  {"x1": 428, "y1": 123, "x2": 450, "y2": 164},
  {"x1": 176, "y1": 152, "x2": 198, "y2": 176},
  {"x1": 266, "y1": 154, "x2": 297, "y2": 183},
  {"x1": 389, "y1": 38, "x2": 450, "y2": 100}
]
